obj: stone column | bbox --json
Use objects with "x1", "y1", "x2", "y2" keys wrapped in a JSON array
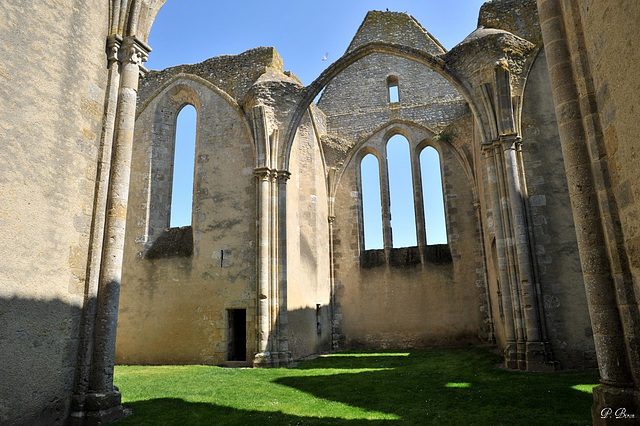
[
  {"x1": 327, "y1": 168, "x2": 339, "y2": 351},
  {"x1": 277, "y1": 170, "x2": 292, "y2": 366},
  {"x1": 380, "y1": 154, "x2": 393, "y2": 257},
  {"x1": 70, "y1": 35, "x2": 124, "y2": 424},
  {"x1": 254, "y1": 167, "x2": 273, "y2": 367},
  {"x1": 500, "y1": 134, "x2": 550, "y2": 370},
  {"x1": 85, "y1": 35, "x2": 150, "y2": 422},
  {"x1": 269, "y1": 169, "x2": 279, "y2": 366},
  {"x1": 493, "y1": 139, "x2": 526, "y2": 367},
  {"x1": 537, "y1": 0, "x2": 636, "y2": 420},
  {"x1": 411, "y1": 146, "x2": 427, "y2": 260},
  {"x1": 482, "y1": 143, "x2": 517, "y2": 366}
]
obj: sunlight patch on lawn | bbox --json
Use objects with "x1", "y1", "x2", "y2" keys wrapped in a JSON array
[
  {"x1": 288, "y1": 367, "x2": 395, "y2": 376},
  {"x1": 115, "y1": 365, "x2": 401, "y2": 421},
  {"x1": 321, "y1": 352, "x2": 410, "y2": 358},
  {"x1": 445, "y1": 382, "x2": 471, "y2": 388},
  {"x1": 571, "y1": 384, "x2": 598, "y2": 394}
]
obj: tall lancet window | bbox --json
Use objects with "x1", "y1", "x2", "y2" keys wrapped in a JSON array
[
  {"x1": 420, "y1": 146, "x2": 447, "y2": 244},
  {"x1": 360, "y1": 154, "x2": 384, "y2": 250},
  {"x1": 170, "y1": 104, "x2": 197, "y2": 228},
  {"x1": 387, "y1": 135, "x2": 417, "y2": 247}
]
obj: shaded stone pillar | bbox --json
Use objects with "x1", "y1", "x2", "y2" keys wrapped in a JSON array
[
  {"x1": 500, "y1": 134, "x2": 550, "y2": 370},
  {"x1": 493, "y1": 138, "x2": 526, "y2": 367},
  {"x1": 482, "y1": 143, "x2": 517, "y2": 366},
  {"x1": 254, "y1": 167, "x2": 273, "y2": 367},
  {"x1": 327, "y1": 168, "x2": 340, "y2": 351},
  {"x1": 83, "y1": 35, "x2": 150, "y2": 423},
  {"x1": 537, "y1": 0, "x2": 637, "y2": 422},
  {"x1": 277, "y1": 170, "x2": 292, "y2": 366},
  {"x1": 269, "y1": 168, "x2": 279, "y2": 366}
]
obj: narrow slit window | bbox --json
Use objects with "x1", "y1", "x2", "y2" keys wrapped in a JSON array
[
  {"x1": 361, "y1": 154, "x2": 384, "y2": 250},
  {"x1": 420, "y1": 146, "x2": 447, "y2": 245},
  {"x1": 387, "y1": 76, "x2": 399, "y2": 103},
  {"x1": 387, "y1": 135, "x2": 417, "y2": 247},
  {"x1": 170, "y1": 104, "x2": 197, "y2": 228},
  {"x1": 316, "y1": 304, "x2": 322, "y2": 334}
]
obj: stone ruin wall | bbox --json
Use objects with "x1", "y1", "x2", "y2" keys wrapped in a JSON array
[{"x1": 318, "y1": 16, "x2": 487, "y2": 349}]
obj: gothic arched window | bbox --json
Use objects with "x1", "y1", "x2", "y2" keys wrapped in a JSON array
[
  {"x1": 420, "y1": 146, "x2": 447, "y2": 244},
  {"x1": 169, "y1": 104, "x2": 197, "y2": 228}
]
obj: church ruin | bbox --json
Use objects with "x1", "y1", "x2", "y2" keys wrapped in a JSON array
[{"x1": 1, "y1": 1, "x2": 639, "y2": 424}]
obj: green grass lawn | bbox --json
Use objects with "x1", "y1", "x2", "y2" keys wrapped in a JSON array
[{"x1": 113, "y1": 347, "x2": 599, "y2": 425}]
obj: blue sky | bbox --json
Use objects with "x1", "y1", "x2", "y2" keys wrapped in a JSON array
[
  {"x1": 147, "y1": 0, "x2": 487, "y2": 83},
  {"x1": 152, "y1": 0, "x2": 486, "y2": 241}
]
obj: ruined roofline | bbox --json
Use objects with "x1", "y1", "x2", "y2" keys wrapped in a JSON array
[
  {"x1": 138, "y1": 46, "x2": 302, "y2": 105},
  {"x1": 144, "y1": 46, "x2": 284, "y2": 75},
  {"x1": 345, "y1": 10, "x2": 447, "y2": 56}
]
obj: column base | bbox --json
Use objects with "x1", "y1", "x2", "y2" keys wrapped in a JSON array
[
  {"x1": 69, "y1": 389, "x2": 130, "y2": 425},
  {"x1": 253, "y1": 351, "x2": 274, "y2": 367},
  {"x1": 253, "y1": 351, "x2": 293, "y2": 368},
  {"x1": 277, "y1": 351, "x2": 293, "y2": 367},
  {"x1": 592, "y1": 384, "x2": 638, "y2": 425},
  {"x1": 504, "y1": 341, "x2": 519, "y2": 369},
  {"x1": 525, "y1": 341, "x2": 556, "y2": 372}
]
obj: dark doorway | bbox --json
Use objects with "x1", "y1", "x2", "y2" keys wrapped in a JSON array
[{"x1": 227, "y1": 309, "x2": 246, "y2": 361}]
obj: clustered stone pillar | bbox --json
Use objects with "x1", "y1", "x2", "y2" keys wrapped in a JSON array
[
  {"x1": 254, "y1": 167, "x2": 273, "y2": 366},
  {"x1": 482, "y1": 63, "x2": 553, "y2": 372},
  {"x1": 251, "y1": 107, "x2": 291, "y2": 368},
  {"x1": 500, "y1": 134, "x2": 548, "y2": 369},
  {"x1": 71, "y1": 35, "x2": 150, "y2": 424},
  {"x1": 537, "y1": 0, "x2": 637, "y2": 422},
  {"x1": 253, "y1": 166, "x2": 292, "y2": 367},
  {"x1": 277, "y1": 171, "x2": 292, "y2": 366},
  {"x1": 482, "y1": 143, "x2": 517, "y2": 367},
  {"x1": 70, "y1": 35, "x2": 124, "y2": 424}
]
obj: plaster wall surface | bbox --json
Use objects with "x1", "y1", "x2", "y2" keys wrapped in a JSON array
[
  {"x1": 0, "y1": 1, "x2": 109, "y2": 423},
  {"x1": 286, "y1": 109, "x2": 332, "y2": 358},
  {"x1": 117, "y1": 73, "x2": 256, "y2": 365}
]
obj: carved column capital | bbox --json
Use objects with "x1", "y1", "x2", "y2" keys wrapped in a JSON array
[
  {"x1": 499, "y1": 133, "x2": 521, "y2": 151},
  {"x1": 481, "y1": 141, "x2": 496, "y2": 158},
  {"x1": 254, "y1": 167, "x2": 273, "y2": 181},
  {"x1": 106, "y1": 34, "x2": 123, "y2": 65},
  {"x1": 275, "y1": 170, "x2": 291, "y2": 183},
  {"x1": 120, "y1": 36, "x2": 150, "y2": 67}
]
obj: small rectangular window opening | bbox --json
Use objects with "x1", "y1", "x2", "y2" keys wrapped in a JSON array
[
  {"x1": 387, "y1": 75, "x2": 400, "y2": 104},
  {"x1": 227, "y1": 309, "x2": 246, "y2": 361},
  {"x1": 388, "y1": 84, "x2": 399, "y2": 103}
]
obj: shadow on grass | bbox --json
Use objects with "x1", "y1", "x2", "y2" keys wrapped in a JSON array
[
  {"x1": 278, "y1": 348, "x2": 598, "y2": 425},
  {"x1": 115, "y1": 347, "x2": 599, "y2": 425},
  {"x1": 116, "y1": 398, "x2": 393, "y2": 425}
]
